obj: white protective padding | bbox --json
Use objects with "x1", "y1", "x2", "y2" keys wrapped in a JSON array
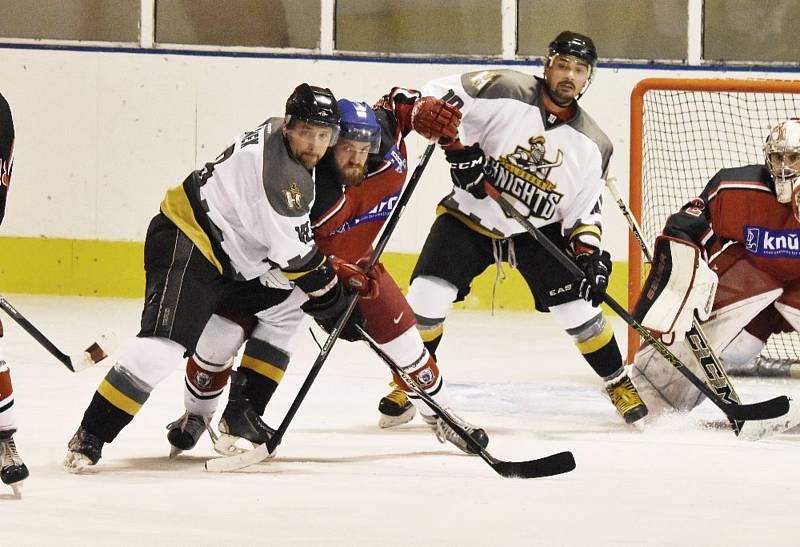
[
  {"x1": 631, "y1": 288, "x2": 783, "y2": 414},
  {"x1": 549, "y1": 298, "x2": 606, "y2": 331},
  {"x1": 379, "y1": 326, "x2": 449, "y2": 417},
  {"x1": 250, "y1": 286, "x2": 309, "y2": 354},
  {"x1": 195, "y1": 314, "x2": 247, "y2": 365},
  {"x1": 718, "y1": 329, "x2": 766, "y2": 368},
  {"x1": 775, "y1": 301, "x2": 800, "y2": 333},
  {"x1": 406, "y1": 275, "x2": 458, "y2": 320},
  {"x1": 115, "y1": 336, "x2": 187, "y2": 389},
  {"x1": 638, "y1": 237, "x2": 718, "y2": 342}
]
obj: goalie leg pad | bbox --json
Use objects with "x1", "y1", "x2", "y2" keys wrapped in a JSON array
[
  {"x1": 775, "y1": 282, "x2": 800, "y2": 332},
  {"x1": 632, "y1": 287, "x2": 782, "y2": 413}
]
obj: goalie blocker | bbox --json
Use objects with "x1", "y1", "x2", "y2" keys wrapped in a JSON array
[{"x1": 633, "y1": 235, "x2": 718, "y2": 343}]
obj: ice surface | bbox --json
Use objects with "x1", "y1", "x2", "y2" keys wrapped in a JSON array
[{"x1": 2, "y1": 295, "x2": 800, "y2": 546}]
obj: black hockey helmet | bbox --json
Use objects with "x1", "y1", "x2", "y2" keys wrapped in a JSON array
[
  {"x1": 546, "y1": 31, "x2": 597, "y2": 69},
  {"x1": 285, "y1": 83, "x2": 340, "y2": 132},
  {"x1": 544, "y1": 31, "x2": 598, "y2": 100}
]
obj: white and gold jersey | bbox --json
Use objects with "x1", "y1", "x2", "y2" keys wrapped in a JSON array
[
  {"x1": 422, "y1": 70, "x2": 612, "y2": 241},
  {"x1": 161, "y1": 118, "x2": 318, "y2": 286}
]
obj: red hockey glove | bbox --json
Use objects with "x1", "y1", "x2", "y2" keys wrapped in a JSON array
[
  {"x1": 329, "y1": 255, "x2": 381, "y2": 300},
  {"x1": 410, "y1": 97, "x2": 462, "y2": 142}
]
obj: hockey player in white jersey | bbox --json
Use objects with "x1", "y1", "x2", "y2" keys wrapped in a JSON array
[
  {"x1": 379, "y1": 31, "x2": 649, "y2": 426},
  {"x1": 0, "y1": 91, "x2": 29, "y2": 496},
  {"x1": 63, "y1": 84, "x2": 361, "y2": 472}
]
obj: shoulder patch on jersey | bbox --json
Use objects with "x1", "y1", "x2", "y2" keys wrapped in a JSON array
[
  {"x1": 262, "y1": 129, "x2": 316, "y2": 217},
  {"x1": 460, "y1": 69, "x2": 539, "y2": 104}
]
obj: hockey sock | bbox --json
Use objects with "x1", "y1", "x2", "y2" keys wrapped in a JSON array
[
  {"x1": 236, "y1": 337, "x2": 291, "y2": 415},
  {"x1": 568, "y1": 314, "x2": 623, "y2": 378},
  {"x1": 391, "y1": 350, "x2": 448, "y2": 415},
  {"x1": 0, "y1": 363, "x2": 16, "y2": 431},
  {"x1": 415, "y1": 315, "x2": 444, "y2": 359},
  {"x1": 82, "y1": 365, "x2": 151, "y2": 443},
  {"x1": 183, "y1": 356, "x2": 234, "y2": 416}
]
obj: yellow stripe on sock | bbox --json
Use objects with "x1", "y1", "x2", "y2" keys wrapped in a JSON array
[
  {"x1": 417, "y1": 323, "x2": 443, "y2": 343},
  {"x1": 96, "y1": 379, "x2": 143, "y2": 416},
  {"x1": 576, "y1": 321, "x2": 614, "y2": 354},
  {"x1": 240, "y1": 356, "x2": 285, "y2": 383}
]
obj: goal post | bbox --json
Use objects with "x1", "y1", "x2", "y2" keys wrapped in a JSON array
[{"x1": 627, "y1": 77, "x2": 800, "y2": 363}]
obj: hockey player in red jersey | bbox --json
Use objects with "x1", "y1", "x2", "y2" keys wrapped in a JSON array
[
  {"x1": 632, "y1": 118, "x2": 800, "y2": 417},
  {"x1": 0, "y1": 91, "x2": 29, "y2": 496},
  {"x1": 167, "y1": 91, "x2": 490, "y2": 455}
]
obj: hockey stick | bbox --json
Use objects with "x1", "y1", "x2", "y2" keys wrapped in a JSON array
[
  {"x1": 485, "y1": 186, "x2": 789, "y2": 422},
  {"x1": 357, "y1": 326, "x2": 576, "y2": 478},
  {"x1": 206, "y1": 143, "x2": 438, "y2": 472},
  {"x1": 0, "y1": 296, "x2": 113, "y2": 372},
  {"x1": 605, "y1": 175, "x2": 745, "y2": 434}
]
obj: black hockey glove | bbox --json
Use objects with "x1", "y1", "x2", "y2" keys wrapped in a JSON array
[
  {"x1": 574, "y1": 248, "x2": 612, "y2": 307},
  {"x1": 444, "y1": 143, "x2": 491, "y2": 199},
  {"x1": 301, "y1": 282, "x2": 366, "y2": 342}
]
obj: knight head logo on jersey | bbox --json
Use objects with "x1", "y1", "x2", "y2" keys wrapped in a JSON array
[
  {"x1": 485, "y1": 136, "x2": 564, "y2": 220},
  {"x1": 284, "y1": 182, "x2": 304, "y2": 210}
]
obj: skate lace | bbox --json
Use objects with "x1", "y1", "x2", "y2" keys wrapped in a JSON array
[
  {"x1": 168, "y1": 412, "x2": 218, "y2": 443},
  {"x1": 606, "y1": 378, "x2": 644, "y2": 414},
  {"x1": 425, "y1": 414, "x2": 471, "y2": 447},
  {"x1": 384, "y1": 389, "x2": 409, "y2": 406},
  {"x1": 0, "y1": 438, "x2": 23, "y2": 468}
]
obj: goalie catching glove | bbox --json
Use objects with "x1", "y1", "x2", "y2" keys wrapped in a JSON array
[{"x1": 633, "y1": 235, "x2": 718, "y2": 343}]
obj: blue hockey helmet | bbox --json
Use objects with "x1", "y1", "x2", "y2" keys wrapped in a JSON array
[{"x1": 336, "y1": 99, "x2": 381, "y2": 154}]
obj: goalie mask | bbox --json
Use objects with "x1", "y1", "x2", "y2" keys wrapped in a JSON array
[{"x1": 764, "y1": 118, "x2": 800, "y2": 222}]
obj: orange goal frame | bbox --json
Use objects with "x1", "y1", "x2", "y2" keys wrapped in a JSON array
[{"x1": 626, "y1": 77, "x2": 800, "y2": 363}]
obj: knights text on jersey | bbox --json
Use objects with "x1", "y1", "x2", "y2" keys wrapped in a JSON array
[
  {"x1": 160, "y1": 118, "x2": 318, "y2": 283},
  {"x1": 665, "y1": 164, "x2": 800, "y2": 282},
  {"x1": 421, "y1": 70, "x2": 612, "y2": 239}
]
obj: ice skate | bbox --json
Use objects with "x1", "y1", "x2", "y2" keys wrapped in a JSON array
[
  {"x1": 214, "y1": 372, "x2": 275, "y2": 456},
  {"x1": 378, "y1": 383, "x2": 416, "y2": 428},
  {"x1": 605, "y1": 371, "x2": 648, "y2": 424},
  {"x1": 166, "y1": 411, "x2": 217, "y2": 458},
  {"x1": 63, "y1": 427, "x2": 104, "y2": 474},
  {"x1": 423, "y1": 411, "x2": 488, "y2": 455},
  {"x1": 0, "y1": 430, "x2": 29, "y2": 498}
]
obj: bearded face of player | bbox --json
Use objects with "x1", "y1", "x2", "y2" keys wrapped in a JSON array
[
  {"x1": 285, "y1": 121, "x2": 336, "y2": 170},
  {"x1": 544, "y1": 54, "x2": 590, "y2": 107},
  {"x1": 332, "y1": 139, "x2": 370, "y2": 187}
]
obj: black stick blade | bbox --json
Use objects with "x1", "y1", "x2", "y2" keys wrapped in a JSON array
[
  {"x1": 490, "y1": 451, "x2": 576, "y2": 479},
  {"x1": 727, "y1": 396, "x2": 790, "y2": 421}
]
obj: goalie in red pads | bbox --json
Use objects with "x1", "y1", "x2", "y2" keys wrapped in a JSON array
[{"x1": 632, "y1": 118, "x2": 800, "y2": 414}]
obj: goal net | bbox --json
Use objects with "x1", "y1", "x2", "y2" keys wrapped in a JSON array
[{"x1": 627, "y1": 78, "x2": 800, "y2": 364}]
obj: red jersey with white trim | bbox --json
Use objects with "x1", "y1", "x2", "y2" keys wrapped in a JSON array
[
  {"x1": 663, "y1": 164, "x2": 800, "y2": 282},
  {"x1": 311, "y1": 88, "x2": 417, "y2": 262}
]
